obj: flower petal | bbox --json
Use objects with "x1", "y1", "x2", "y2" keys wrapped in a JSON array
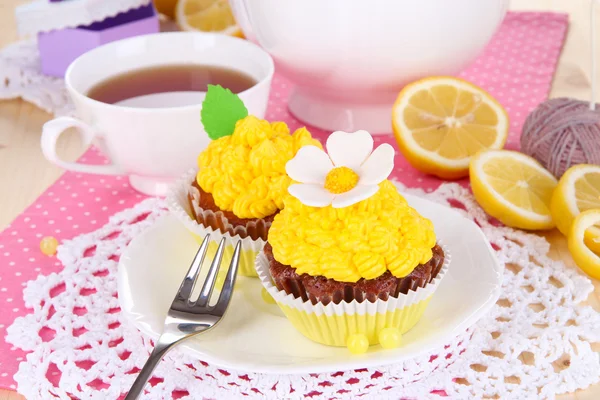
[
  {"x1": 331, "y1": 185, "x2": 379, "y2": 208},
  {"x1": 326, "y1": 130, "x2": 373, "y2": 170},
  {"x1": 288, "y1": 183, "x2": 335, "y2": 207},
  {"x1": 358, "y1": 143, "x2": 395, "y2": 185},
  {"x1": 286, "y1": 145, "x2": 334, "y2": 184}
]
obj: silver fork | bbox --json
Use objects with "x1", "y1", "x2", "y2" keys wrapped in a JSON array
[{"x1": 125, "y1": 235, "x2": 241, "y2": 400}]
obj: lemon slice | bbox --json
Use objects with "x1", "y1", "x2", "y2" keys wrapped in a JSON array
[
  {"x1": 551, "y1": 164, "x2": 600, "y2": 254},
  {"x1": 176, "y1": 0, "x2": 242, "y2": 36},
  {"x1": 470, "y1": 150, "x2": 558, "y2": 230},
  {"x1": 568, "y1": 209, "x2": 600, "y2": 279},
  {"x1": 153, "y1": 0, "x2": 178, "y2": 19},
  {"x1": 392, "y1": 77, "x2": 509, "y2": 179}
]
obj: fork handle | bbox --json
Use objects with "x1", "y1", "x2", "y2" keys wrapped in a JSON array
[{"x1": 125, "y1": 340, "x2": 173, "y2": 400}]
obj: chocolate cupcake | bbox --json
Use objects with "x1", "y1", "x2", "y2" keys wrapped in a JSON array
[
  {"x1": 168, "y1": 86, "x2": 321, "y2": 277},
  {"x1": 264, "y1": 242, "x2": 445, "y2": 305},
  {"x1": 187, "y1": 180, "x2": 276, "y2": 241},
  {"x1": 256, "y1": 130, "x2": 450, "y2": 352}
]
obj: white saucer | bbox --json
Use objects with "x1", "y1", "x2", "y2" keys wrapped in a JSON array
[{"x1": 118, "y1": 188, "x2": 502, "y2": 374}]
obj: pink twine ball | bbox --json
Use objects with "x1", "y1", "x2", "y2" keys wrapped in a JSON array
[{"x1": 521, "y1": 98, "x2": 600, "y2": 178}]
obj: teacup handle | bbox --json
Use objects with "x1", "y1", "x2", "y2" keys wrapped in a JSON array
[{"x1": 41, "y1": 117, "x2": 124, "y2": 175}]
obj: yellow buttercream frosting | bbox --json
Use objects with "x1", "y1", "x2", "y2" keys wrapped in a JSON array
[
  {"x1": 197, "y1": 115, "x2": 321, "y2": 219},
  {"x1": 268, "y1": 180, "x2": 437, "y2": 282}
]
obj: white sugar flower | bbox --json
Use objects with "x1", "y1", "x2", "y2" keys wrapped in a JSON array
[{"x1": 285, "y1": 130, "x2": 395, "y2": 208}]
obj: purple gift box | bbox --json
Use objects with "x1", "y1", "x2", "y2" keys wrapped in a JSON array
[{"x1": 38, "y1": 3, "x2": 159, "y2": 77}]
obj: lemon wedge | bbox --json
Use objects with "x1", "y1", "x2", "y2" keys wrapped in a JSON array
[
  {"x1": 568, "y1": 209, "x2": 600, "y2": 279},
  {"x1": 551, "y1": 164, "x2": 600, "y2": 254},
  {"x1": 470, "y1": 150, "x2": 558, "y2": 230},
  {"x1": 176, "y1": 0, "x2": 242, "y2": 36},
  {"x1": 392, "y1": 77, "x2": 509, "y2": 179}
]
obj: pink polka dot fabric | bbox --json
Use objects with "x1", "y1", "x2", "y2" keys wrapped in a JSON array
[{"x1": 0, "y1": 12, "x2": 567, "y2": 390}]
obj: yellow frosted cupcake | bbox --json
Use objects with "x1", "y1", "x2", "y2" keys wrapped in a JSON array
[
  {"x1": 168, "y1": 85, "x2": 320, "y2": 276},
  {"x1": 256, "y1": 130, "x2": 450, "y2": 353}
]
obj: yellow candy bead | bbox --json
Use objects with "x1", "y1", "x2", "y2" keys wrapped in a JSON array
[
  {"x1": 261, "y1": 288, "x2": 276, "y2": 304},
  {"x1": 378, "y1": 328, "x2": 402, "y2": 349},
  {"x1": 40, "y1": 236, "x2": 59, "y2": 256},
  {"x1": 346, "y1": 333, "x2": 369, "y2": 354}
]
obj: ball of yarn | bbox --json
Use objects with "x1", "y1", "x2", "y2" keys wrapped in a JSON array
[{"x1": 521, "y1": 98, "x2": 600, "y2": 178}]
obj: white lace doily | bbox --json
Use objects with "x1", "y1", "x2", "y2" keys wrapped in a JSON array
[
  {"x1": 6, "y1": 183, "x2": 600, "y2": 399},
  {"x1": 0, "y1": 40, "x2": 74, "y2": 117},
  {"x1": 15, "y1": 0, "x2": 151, "y2": 37}
]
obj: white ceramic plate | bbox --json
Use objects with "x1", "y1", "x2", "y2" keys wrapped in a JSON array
[{"x1": 118, "y1": 188, "x2": 503, "y2": 374}]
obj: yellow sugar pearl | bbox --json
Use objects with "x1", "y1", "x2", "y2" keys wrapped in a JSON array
[
  {"x1": 346, "y1": 333, "x2": 369, "y2": 354},
  {"x1": 324, "y1": 166, "x2": 359, "y2": 194},
  {"x1": 261, "y1": 287, "x2": 276, "y2": 304},
  {"x1": 40, "y1": 236, "x2": 59, "y2": 256},
  {"x1": 378, "y1": 328, "x2": 402, "y2": 349}
]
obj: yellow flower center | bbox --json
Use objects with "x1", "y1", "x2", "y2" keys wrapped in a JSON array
[{"x1": 324, "y1": 166, "x2": 359, "y2": 194}]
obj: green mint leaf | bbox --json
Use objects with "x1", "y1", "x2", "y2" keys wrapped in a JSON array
[{"x1": 201, "y1": 84, "x2": 249, "y2": 140}]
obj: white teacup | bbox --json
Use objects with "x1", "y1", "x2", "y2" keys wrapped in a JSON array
[{"x1": 41, "y1": 32, "x2": 274, "y2": 196}]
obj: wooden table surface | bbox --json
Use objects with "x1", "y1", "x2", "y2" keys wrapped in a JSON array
[{"x1": 1, "y1": 0, "x2": 599, "y2": 399}]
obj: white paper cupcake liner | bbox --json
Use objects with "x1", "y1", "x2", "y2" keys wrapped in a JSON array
[
  {"x1": 167, "y1": 169, "x2": 267, "y2": 277},
  {"x1": 255, "y1": 244, "x2": 450, "y2": 346}
]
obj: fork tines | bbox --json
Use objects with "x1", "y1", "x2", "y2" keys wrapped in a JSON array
[{"x1": 174, "y1": 235, "x2": 241, "y2": 311}]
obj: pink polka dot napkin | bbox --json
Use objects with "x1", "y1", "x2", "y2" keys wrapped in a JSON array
[{"x1": 0, "y1": 12, "x2": 568, "y2": 390}]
